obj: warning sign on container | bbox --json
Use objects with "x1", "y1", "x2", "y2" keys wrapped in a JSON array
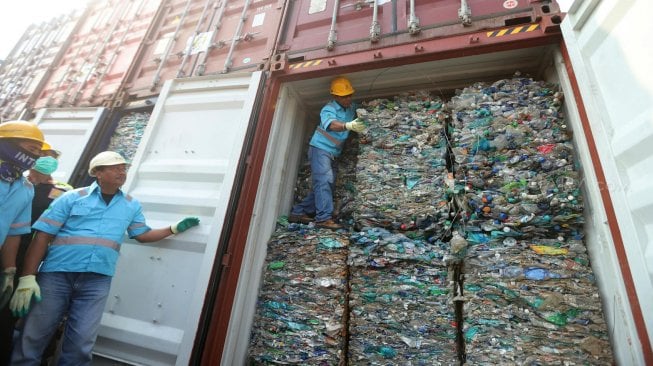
[{"x1": 503, "y1": 0, "x2": 518, "y2": 9}]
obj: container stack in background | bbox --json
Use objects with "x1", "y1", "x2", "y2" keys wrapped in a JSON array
[
  {"x1": 449, "y1": 77, "x2": 613, "y2": 364},
  {"x1": 248, "y1": 78, "x2": 614, "y2": 365}
]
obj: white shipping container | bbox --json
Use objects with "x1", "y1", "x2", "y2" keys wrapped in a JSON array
[
  {"x1": 33, "y1": 107, "x2": 108, "y2": 184},
  {"x1": 93, "y1": 72, "x2": 264, "y2": 365}
]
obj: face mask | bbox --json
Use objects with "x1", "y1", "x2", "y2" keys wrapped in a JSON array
[
  {"x1": 0, "y1": 141, "x2": 40, "y2": 182},
  {"x1": 33, "y1": 156, "x2": 59, "y2": 175}
]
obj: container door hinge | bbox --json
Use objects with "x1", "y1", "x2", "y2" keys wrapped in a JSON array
[{"x1": 270, "y1": 52, "x2": 287, "y2": 73}]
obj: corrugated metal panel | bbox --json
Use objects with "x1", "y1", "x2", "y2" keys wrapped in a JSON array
[
  {"x1": 32, "y1": 107, "x2": 109, "y2": 184},
  {"x1": 0, "y1": 12, "x2": 81, "y2": 120},
  {"x1": 121, "y1": 0, "x2": 283, "y2": 101},
  {"x1": 276, "y1": 0, "x2": 561, "y2": 63},
  {"x1": 93, "y1": 72, "x2": 263, "y2": 365},
  {"x1": 32, "y1": 0, "x2": 164, "y2": 111},
  {"x1": 561, "y1": 0, "x2": 653, "y2": 363}
]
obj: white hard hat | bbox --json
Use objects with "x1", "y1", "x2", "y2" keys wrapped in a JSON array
[{"x1": 88, "y1": 151, "x2": 127, "y2": 177}]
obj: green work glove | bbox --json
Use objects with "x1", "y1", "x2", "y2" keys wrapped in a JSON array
[
  {"x1": 10, "y1": 275, "x2": 41, "y2": 317},
  {"x1": 171, "y1": 217, "x2": 200, "y2": 234},
  {"x1": 345, "y1": 118, "x2": 366, "y2": 133},
  {"x1": 0, "y1": 267, "x2": 16, "y2": 309}
]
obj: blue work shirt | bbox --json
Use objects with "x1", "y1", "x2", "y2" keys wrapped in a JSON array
[
  {"x1": 0, "y1": 177, "x2": 34, "y2": 246},
  {"x1": 33, "y1": 181, "x2": 151, "y2": 276},
  {"x1": 309, "y1": 100, "x2": 357, "y2": 156}
]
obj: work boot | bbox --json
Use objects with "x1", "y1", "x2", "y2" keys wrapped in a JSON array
[
  {"x1": 315, "y1": 219, "x2": 342, "y2": 230},
  {"x1": 288, "y1": 213, "x2": 313, "y2": 224}
]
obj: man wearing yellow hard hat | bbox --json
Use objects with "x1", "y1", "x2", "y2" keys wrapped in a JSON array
[
  {"x1": 289, "y1": 76, "x2": 366, "y2": 230},
  {"x1": 0, "y1": 121, "x2": 46, "y2": 311},
  {"x1": 0, "y1": 134, "x2": 70, "y2": 364}
]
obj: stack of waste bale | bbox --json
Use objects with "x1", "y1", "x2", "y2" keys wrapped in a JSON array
[
  {"x1": 450, "y1": 77, "x2": 582, "y2": 241},
  {"x1": 461, "y1": 237, "x2": 613, "y2": 364},
  {"x1": 107, "y1": 112, "x2": 152, "y2": 164},
  {"x1": 247, "y1": 224, "x2": 349, "y2": 364},
  {"x1": 449, "y1": 76, "x2": 613, "y2": 364},
  {"x1": 346, "y1": 91, "x2": 460, "y2": 364},
  {"x1": 248, "y1": 130, "x2": 358, "y2": 363},
  {"x1": 352, "y1": 91, "x2": 450, "y2": 235},
  {"x1": 347, "y1": 227, "x2": 459, "y2": 364}
]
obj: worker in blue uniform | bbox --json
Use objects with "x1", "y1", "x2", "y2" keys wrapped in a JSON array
[
  {"x1": 288, "y1": 76, "x2": 366, "y2": 230},
  {"x1": 0, "y1": 146, "x2": 72, "y2": 365},
  {"x1": 9, "y1": 151, "x2": 201, "y2": 366},
  {"x1": 0, "y1": 121, "x2": 46, "y2": 310}
]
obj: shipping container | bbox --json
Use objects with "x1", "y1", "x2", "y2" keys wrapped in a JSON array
[
  {"x1": 116, "y1": 0, "x2": 285, "y2": 103},
  {"x1": 12, "y1": 0, "x2": 651, "y2": 365},
  {"x1": 32, "y1": 107, "x2": 110, "y2": 185},
  {"x1": 0, "y1": 11, "x2": 82, "y2": 121},
  {"x1": 32, "y1": 105, "x2": 155, "y2": 188},
  {"x1": 199, "y1": 1, "x2": 650, "y2": 365},
  {"x1": 30, "y1": 0, "x2": 164, "y2": 112}
]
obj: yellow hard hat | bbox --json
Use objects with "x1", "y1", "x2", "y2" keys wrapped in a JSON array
[
  {"x1": 88, "y1": 151, "x2": 127, "y2": 176},
  {"x1": 330, "y1": 77, "x2": 355, "y2": 96},
  {"x1": 41, "y1": 141, "x2": 62, "y2": 158},
  {"x1": 0, "y1": 120, "x2": 45, "y2": 145}
]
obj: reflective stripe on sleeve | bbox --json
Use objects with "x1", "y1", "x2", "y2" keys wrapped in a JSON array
[
  {"x1": 316, "y1": 128, "x2": 344, "y2": 149},
  {"x1": 128, "y1": 222, "x2": 146, "y2": 231},
  {"x1": 37, "y1": 217, "x2": 64, "y2": 227},
  {"x1": 10, "y1": 221, "x2": 30, "y2": 229}
]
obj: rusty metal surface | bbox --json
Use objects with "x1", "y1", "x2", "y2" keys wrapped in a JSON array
[
  {"x1": 0, "y1": 11, "x2": 81, "y2": 120},
  {"x1": 32, "y1": 0, "x2": 164, "y2": 111},
  {"x1": 276, "y1": 0, "x2": 561, "y2": 65},
  {"x1": 120, "y1": 0, "x2": 285, "y2": 101}
]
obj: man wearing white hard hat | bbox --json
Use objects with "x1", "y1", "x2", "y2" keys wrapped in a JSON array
[{"x1": 10, "y1": 151, "x2": 200, "y2": 365}]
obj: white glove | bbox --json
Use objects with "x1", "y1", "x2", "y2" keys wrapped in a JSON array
[
  {"x1": 10, "y1": 275, "x2": 41, "y2": 317},
  {"x1": 345, "y1": 118, "x2": 366, "y2": 133}
]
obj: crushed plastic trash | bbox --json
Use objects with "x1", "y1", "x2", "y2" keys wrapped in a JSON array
[
  {"x1": 451, "y1": 76, "x2": 613, "y2": 364},
  {"x1": 352, "y1": 91, "x2": 451, "y2": 235},
  {"x1": 247, "y1": 226, "x2": 349, "y2": 365},
  {"x1": 107, "y1": 112, "x2": 151, "y2": 165},
  {"x1": 248, "y1": 78, "x2": 613, "y2": 365}
]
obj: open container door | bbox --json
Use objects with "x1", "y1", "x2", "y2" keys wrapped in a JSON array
[
  {"x1": 93, "y1": 72, "x2": 264, "y2": 365},
  {"x1": 32, "y1": 107, "x2": 109, "y2": 185},
  {"x1": 560, "y1": 0, "x2": 653, "y2": 363}
]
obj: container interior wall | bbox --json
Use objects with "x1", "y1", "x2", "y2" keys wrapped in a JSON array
[
  {"x1": 542, "y1": 49, "x2": 642, "y2": 365},
  {"x1": 223, "y1": 44, "x2": 632, "y2": 365}
]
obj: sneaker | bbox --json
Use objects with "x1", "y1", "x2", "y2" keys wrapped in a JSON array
[
  {"x1": 315, "y1": 219, "x2": 342, "y2": 230},
  {"x1": 288, "y1": 214, "x2": 313, "y2": 224}
]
